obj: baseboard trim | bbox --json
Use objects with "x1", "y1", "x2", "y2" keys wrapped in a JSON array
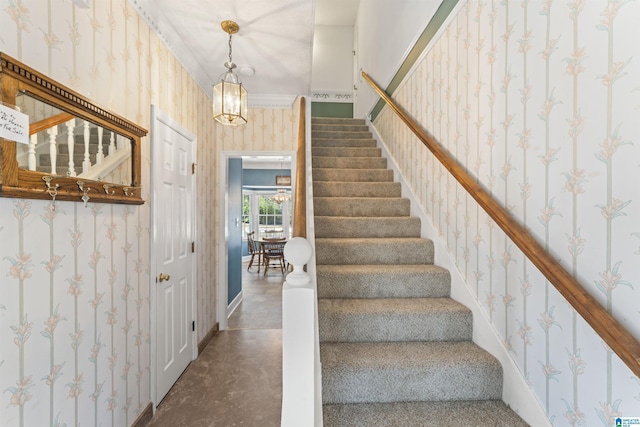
[
  {"x1": 198, "y1": 322, "x2": 219, "y2": 355},
  {"x1": 131, "y1": 402, "x2": 153, "y2": 427}
]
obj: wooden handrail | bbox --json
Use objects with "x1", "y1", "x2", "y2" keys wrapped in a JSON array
[
  {"x1": 292, "y1": 96, "x2": 307, "y2": 238},
  {"x1": 30, "y1": 112, "x2": 74, "y2": 135},
  {"x1": 362, "y1": 71, "x2": 640, "y2": 378}
]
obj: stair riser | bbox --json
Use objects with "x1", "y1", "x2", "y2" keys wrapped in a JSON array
[
  {"x1": 312, "y1": 138, "x2": 376, "y2": 148},
  {"x1": 313, "y1": 147, "x2": 381, "y2": 158},
  {"x1": 322, "y1": 364, "x2": 503, "y2": 404},
  {"x1": 318, "y1": 305, "x2": 472, "y2": 343},
  {"x1": 316, "y1": 266, "x2": 451, "y2": 299},
  {"x1": 313, "y1": 169, "x2": 393, "y2": 183},
  {"x1": 313, "y1": 182, "x2": 402, "y2": 198},
  {"x1": 313, "y1": 125, "x2": 370, "y2": 132},
  {"x1": 314, "y1": 198, "x2": 410, "y2": 217},
  {"x1": 312, "y1": 118, "x2": 366, "y2": 126},
  {"x1": 312, "y1": 157, "x2": 387, "y2": 169},
  {"x1": 313, "y1": 131, "x2": 372, "y2": 139},
  {"x1": 315, "y1": 239, "x2": 434, "y2": 265},
  {"x1": 315, "y1": 217, "x2": 420, "y2": 238},
  {"x1": 322, "y1": 401, "x2": 529, "y2": 427}
]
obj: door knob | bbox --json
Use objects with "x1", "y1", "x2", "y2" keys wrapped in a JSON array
[{"x1": 158, "y1": 273, "x2": 171, "y2": 282}]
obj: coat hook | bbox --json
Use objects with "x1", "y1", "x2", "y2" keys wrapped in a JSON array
[
  {"x1": 103, "y1": 184, "x2": 116, "y2": 195},
  {"x1": 123, "y1": 186, "x2": 141, "y2": 197},
  {"x1": 43, "y1": 176, "x2": 59, "y2": 211},
  {"x1": 77, "y1": 181, "x2": 91, "y2": 207}
]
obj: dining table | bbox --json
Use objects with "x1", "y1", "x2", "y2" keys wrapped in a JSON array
[{"x1": 255, "y1": 238, "x2": 287, "y2": 274}]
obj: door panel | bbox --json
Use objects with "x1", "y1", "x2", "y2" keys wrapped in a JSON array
[{"x1": 153, "y1": 108, "x2": 195, "y2": 403}]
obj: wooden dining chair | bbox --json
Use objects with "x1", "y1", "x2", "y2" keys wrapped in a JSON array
[
  {"x1": 246, "y1": 232, "x2": 263, "y2": 272},
  {"x1": 262, "y1": 240, "x2": 286, "y2": 275}
]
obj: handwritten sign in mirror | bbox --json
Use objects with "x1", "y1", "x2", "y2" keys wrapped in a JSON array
[{"x1": 0, "y1": 102, "x2": 29, "y2": 145}]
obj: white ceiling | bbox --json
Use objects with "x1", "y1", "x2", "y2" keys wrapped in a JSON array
[{"x1": 129, "y1": 0, "x2": 360, "y2": 106}]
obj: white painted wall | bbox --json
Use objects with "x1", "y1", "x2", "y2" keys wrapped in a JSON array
[
  {"x1": 354, "y1": 0, "x2": 442, "y2": 118},
  {"x1": 311, "y1": 25, "x2": 354, "y2": 92}
]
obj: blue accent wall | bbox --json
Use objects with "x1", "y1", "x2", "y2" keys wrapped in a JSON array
[
  {"x1": 228, "y1": 158, "x2": 243, "y2": 305},
  {"x1": 243, "y1": 169, "x2": 291, "y2": 188}
]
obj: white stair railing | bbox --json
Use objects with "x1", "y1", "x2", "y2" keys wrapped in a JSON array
[
  {"x1": 20, "y1": 119, "x2": 131, "y2": 182},
  {"x1": 108, "y1": 131, "x2": 115, "y2": 156},
  {"x1": 27, "y1": 134, "x2": 37, "y2": 171},
  {"x1": 65, "y1": 118, "x2": 76, "y2": 176},
  {"x1": 96, "y1": 127, "x2": 104, "y2": 164},
  {"x1": 82, "y1": 120, "x2": 91, "y2": 174},
  {"x1": 46, "y1": 126, "x2": 58, "y2": 175}
]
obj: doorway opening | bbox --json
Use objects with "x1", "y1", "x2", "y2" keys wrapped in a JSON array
[{"x1": 217, "y1": 152, "x2": 295, "y2": 331}]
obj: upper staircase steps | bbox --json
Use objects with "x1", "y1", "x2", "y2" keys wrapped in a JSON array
[{"x1": 311, "y1": 117, "x2": 528, "y2": 426}]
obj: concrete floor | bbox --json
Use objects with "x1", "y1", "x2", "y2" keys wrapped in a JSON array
[{"x1": 149, "y1": 262, "x2": 284, "y2": 426}]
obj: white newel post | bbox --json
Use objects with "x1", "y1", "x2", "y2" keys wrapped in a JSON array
[
  {"x1": 27, "y1": 134, "x2": 37, "y2": 171},
  {"x1": 82, "y1": 121, "x2": 91, "y2": 174},
  {"x1": 65, "y1": 119, "x2": 76, "y2": 176},
  {"x1": 47, "y1": 126, "x2": 58, "y2": 175},
  {"x1": 96, "y1": 127, "x2": 104, "y2": 164},
  {"x1": 281, "y1": 237, "x2": 316, "y2": 427}
]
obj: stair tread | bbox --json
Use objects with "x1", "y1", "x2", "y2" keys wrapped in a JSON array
[
  {"x1": 321, "y1": 340, "x2": 497, "y2": 367},
  {"x1": 316, "y1": 264, "x2": 451, "y2": 299},
  {"x1": 323, "y1": 400, "x2": 529, "y2": 427},
  {"x1": 316, "y1": 237, "x2": 430, "y2": 244},
  {"x1": 312, "y1": 147, "x2": 382, "y2": 157},
  {"x1": 319, "y1": 297, "x2": 469, "y2": 314},
  {"x1": 318, "y1": 298, "x2": 472, "y2": 343},
  {"x1": 313, "y1": 182, "x2": 402, "y2": 198},
  {"x1": 321, "y1": 341, "x2": 503, "y2": 403},
  {"x1": 315, "y1": 217, "x2": 420, "y2": 238},
  {"x1": 316, "y1": 264, "x2": 448, "y2": 275}
]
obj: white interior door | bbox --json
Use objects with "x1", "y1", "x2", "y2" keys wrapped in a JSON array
[{"x1": 152, "y1": 107, "x2": 196, "y2": 403}]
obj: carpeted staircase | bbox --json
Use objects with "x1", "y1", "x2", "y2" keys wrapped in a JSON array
[{"x1": 312, "y1": 117, "x2": 528, "y2": 426}]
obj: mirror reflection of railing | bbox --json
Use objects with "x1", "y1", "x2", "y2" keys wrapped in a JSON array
[
  {"x1": 15, "y1": 92, "x2": 133, "y2": 185},
  {"x1": 0, "y1": 52, "x2": 146, "y2": 205}
]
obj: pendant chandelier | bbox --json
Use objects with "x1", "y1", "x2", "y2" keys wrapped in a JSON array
[
  {"x1": 272, "y1": 188, "x2": 290, "y2": 204},
  {"x1": 272, "y1": 158, "x2": 291, "y2": 204},
  {"x1": 213, "y1": 20, "x2": 248, "y2": 126}
]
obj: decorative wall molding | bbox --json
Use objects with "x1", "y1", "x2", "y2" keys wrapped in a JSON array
[
  {"x1": 310, "y1": 90, "x2": 354, "y2": 103},
  {"x1": 128, "y1": 0, "x2": 213, "y2": 98},
  {"x1": 249, "y1": 94, "x2": 297, "y2": 109}
]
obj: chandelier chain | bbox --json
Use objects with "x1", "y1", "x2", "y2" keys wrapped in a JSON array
[{"x1": 228, "y1": 33, "x2": 233, "y2": 65}]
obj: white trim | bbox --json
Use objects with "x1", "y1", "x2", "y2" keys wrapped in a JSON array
[
  {"x1": 248, "y1": 94, "x2": 298, "y2": 109},
  {"x1": 368, "y1": 121, "x2": 551, "y2": 427},
  {"x1": 129, "y1": 0, "x2": 211, "y2": 96},
  {"x1": 217, "y1": 150, "x2": 296, "y2": 331},
  {"x1": 150, "y1": 105, "x2": 198, "y2": 408},
  {"x1": 227, "y1": 290, "x2": 243, "y2": 320}
]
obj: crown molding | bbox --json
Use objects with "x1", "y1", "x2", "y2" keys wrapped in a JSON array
[
  {"x1": 128, "y1": 0, "x2": 213, "y2": 98},
  {"x1": 248, "y1": 94, "x2": 297, "y2": 109},
  {"x1": 130, "y1": 1, "x2": 302, "y2": 110}
]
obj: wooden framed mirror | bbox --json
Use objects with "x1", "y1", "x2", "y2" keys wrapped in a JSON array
[{"x1": 0, "y1": 52, "x2": 147, "y2": 205}]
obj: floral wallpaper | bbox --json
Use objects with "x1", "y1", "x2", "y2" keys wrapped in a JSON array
[
  {"x1": 0, "y1": 1, "x2": 301, "y2": 425},
  {"x1": 374, "y1": 0, "x2": 640, "y2": 425},
  {"x1": 0, "y1": 0, "x2": 216, "y2": 426}
]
